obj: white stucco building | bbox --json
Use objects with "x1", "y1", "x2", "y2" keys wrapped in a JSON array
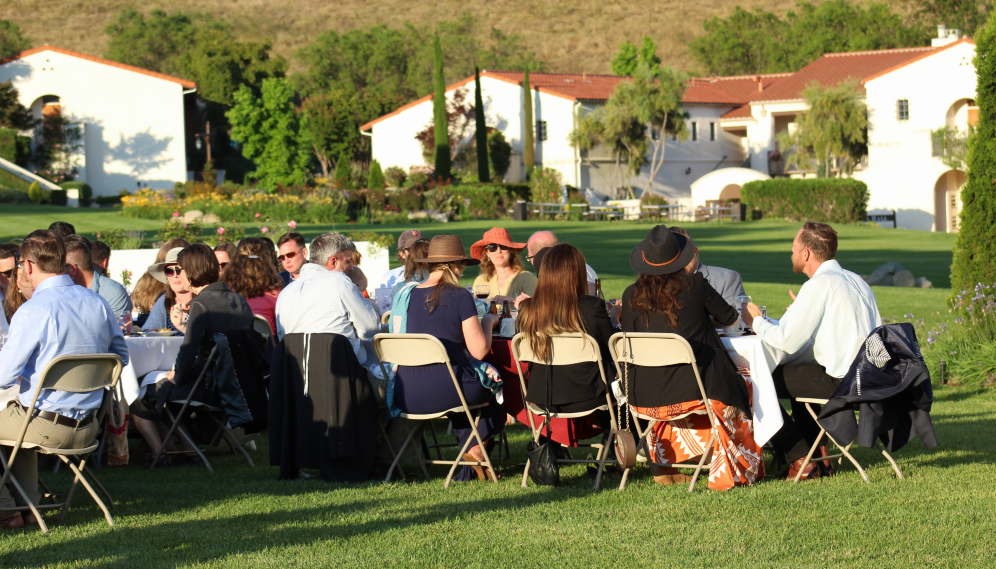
[
  {"x1": 0, "y1": 46, "x2": 195, "y2": 196},
  {"x1": 362, "y1": 28, "x2": 976, "y2": 231}
]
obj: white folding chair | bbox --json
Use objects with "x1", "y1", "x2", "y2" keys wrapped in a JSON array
[
  {"x1": 373, "y1": 333, "x2": 498, "y2": 487},
  {"x1": 251, "y1": 315, "x2": 273, "y2": 342},
  {"x1": 607, "y1": 332, "x2": 718, "y2": 493},
  {"x1": 791, "y1": 398, "x2": 904, "y2": 483},
  {"x1": 0, "y1": 354, "x2": 123, "y2": 533},
  {"x1": 511, "y1": 332, "x2": 619, "y2": 491}
]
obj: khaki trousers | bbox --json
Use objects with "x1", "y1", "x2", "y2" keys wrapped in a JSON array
[{"x1": 0, "y1": 403, "x2": 98, "y2": 512}]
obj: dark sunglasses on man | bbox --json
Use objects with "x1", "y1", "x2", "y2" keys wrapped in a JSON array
[
  {"x1": 0, "y1": 268, "x2": 12, "y2": 278},
  {"x1": 277, "y1": 250, "x2": 300, "y2": 262},
  {"x1": 484, "y1": 244, "x2": 511, "y2": 253}
]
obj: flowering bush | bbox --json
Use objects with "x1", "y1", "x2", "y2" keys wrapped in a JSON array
[
  {"x1": 122, "y1": 187, "x2": 348, "y2": 224},
  {"x1": 529, "y1": 167, "x2": 564, "y2": 204},
  {"x1": 155, "y1": 217, "x2": 202, "y2": 244},
  {"x1": 95, "y1": 229, "x2": 146, "y2": 250},
  {"x1": 918, "y1": 282, "x2": 996, "y2": 386}
]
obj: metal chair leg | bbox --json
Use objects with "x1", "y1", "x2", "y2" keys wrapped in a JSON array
[
  {"x1": 688, "y1": 431, "x2": 716, "y2": 493},
  {"x1": 874, "y1": 442, "x2": 904, "y2": 479}
]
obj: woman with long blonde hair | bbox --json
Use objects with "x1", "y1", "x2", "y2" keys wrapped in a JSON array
[
  {"x1": 223, "y1": 237, "x2": 284, "y2": 334},
  {"x1": 517, "y1": 244, "x2": 614, "y2": 414}
]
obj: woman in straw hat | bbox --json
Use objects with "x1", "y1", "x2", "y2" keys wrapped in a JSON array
[
  {"x1": 390, "y1": 235, "x2": 504, "y2": 481},
  {"x1": 620, "y1": 225, "x2": 763, "y2": 490},
  {"x1": 142, "y1": 242, "x2": 194, "y2": 335},
  {"x1": 132, "y1": 238, "x2": 191, "y2": 328},
  {"x1": 470, "y1": 228, "x2": 537, "y2": 302}
]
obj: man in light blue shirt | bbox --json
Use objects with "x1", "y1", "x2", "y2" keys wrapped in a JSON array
[
  {"x1": 64, "y1": 235, "x2": 133, "y2": 317},
  {"x1": 0, "y1": 231, "x2": 128, "y2": 527}
]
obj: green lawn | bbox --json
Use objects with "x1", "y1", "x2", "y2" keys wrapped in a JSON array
[{"x1": 2, "y1": 206, "x2": 988, "y2": 566}]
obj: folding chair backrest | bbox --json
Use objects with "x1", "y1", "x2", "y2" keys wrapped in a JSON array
[
  {"x1": 252, "y1": 315, "x2": 273, "y2": 339},
  {"x1": 373, "y1": 333, "x2": 450, "y2": 367},
  {"x1": 39, "y1": 354, "x2": 123, "y2": 394},
  {"x1": 608, "y1": 332, "x2": 712, "y2": 418},
  {"x1": 511, "y1": 332, "x2": 602, "y2": 367}
]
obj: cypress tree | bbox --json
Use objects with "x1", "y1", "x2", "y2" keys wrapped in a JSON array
[
  {"x1": 523, "y1": 69, "x2": 535, "y2": 180},
  {"x1": 474, "y1": 67, "x2": 491, "y2": 183},
  {"x1": 368, "y1": 159, "x2": 386, "y2": 190},
  {"x1": 952, "y1": 13, "x2": 996, "y2": 293},
  {"x1": 334, "y1": 149, "x2": 352, "y2": 189},
  {"x1": 432, "y1": 34, "x2": 451, "y2": 181}
]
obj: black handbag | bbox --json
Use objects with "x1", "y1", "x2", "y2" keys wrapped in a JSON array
[{"x1": 525, "y1": 363, "x2": 560, "y2": 486}]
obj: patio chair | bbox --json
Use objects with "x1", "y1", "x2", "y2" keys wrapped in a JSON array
[
  {"x1": 251, "y1": 315, "x2": 273, "y2": 342},
  {"x1": 511, "y1": 332, "x2": 619, "y2": 491},
  {"x1": 373, "y1": 333, "x2": 498, "y2": 487},
  {"x1": 0, "y1": 354, "x2": 123, "y2": 533},
  {"x1": 607, "y1": 332, "x2": 718, "y2": 493}
]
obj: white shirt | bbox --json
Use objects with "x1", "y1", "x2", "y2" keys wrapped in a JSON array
[
  {"x1": 753, "y1": 260, "x2": 882, "y2": 378},
  {"x1": 379, "y1": 266, "x2": 406, "y2": 289},
  {"x1": 275, "y1": 263, "x2": 381, "y2": 369}
]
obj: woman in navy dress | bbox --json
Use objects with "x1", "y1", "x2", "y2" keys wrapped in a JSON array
[{"x1": 393, "y1": 235, "x2": 503, "y2": 480}]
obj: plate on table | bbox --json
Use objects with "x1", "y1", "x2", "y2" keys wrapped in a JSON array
[{"x1": 143, "y1": 330, "x2": 177, "y2": 337}]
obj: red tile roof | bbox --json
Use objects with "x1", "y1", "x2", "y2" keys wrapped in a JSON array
[
  {"x1": 720, "y1": 105, "x2": 753, "y2": 119},
  {"x1": 0, "y1": 46, "x2": 197, "y2": 89}
]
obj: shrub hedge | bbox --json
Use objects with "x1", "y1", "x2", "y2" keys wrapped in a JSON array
[
  {"x1": 61, "y1": 182, "x2": 93, "y2": 207},
  {"x1": 0, "y1": 128, "x2": 31, "y2": 165},
  {"x1": 741, "y1": 178, "x2": 869, "y2": 223},
  {"x1": 0, "y1": 188, "x2": 29, "y2": 204}
]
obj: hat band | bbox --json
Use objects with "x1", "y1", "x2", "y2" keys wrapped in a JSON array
[{"x1": 642, "y1": 250, "x2": 682, "y2": 267}]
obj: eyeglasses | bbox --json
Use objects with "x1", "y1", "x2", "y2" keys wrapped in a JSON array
[
  {"x1": 164, "y1": 266, "x2": 183, "y2": 277},
  {"x1": 0, "y1": 269, "x2": 12, "y2": 278},
  {"x1": 277, "y1": 251, "x2": 299, "y2": 262},
  {"x1": 485, "y1": 244, "x2": 510, "y2": 253}
]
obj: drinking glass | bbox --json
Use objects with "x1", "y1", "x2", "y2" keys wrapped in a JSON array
[
  {"x1": 734, "y1": 295, "x2": 752, "y2": 333},
  {"x1": 474, "y1": 285, "x2": 490, "y2": 300},
  {"x1": 758, "y1": 305, "x2": 768, "y2": 320}
]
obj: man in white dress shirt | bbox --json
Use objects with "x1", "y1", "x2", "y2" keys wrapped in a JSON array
[{"x1": 742, "y1": 221, "x2": 881, "y2": 480}]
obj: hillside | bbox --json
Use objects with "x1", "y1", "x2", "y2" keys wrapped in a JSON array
[{"x1": 3, "y1": 0, "x2": 823, "y2": 75}]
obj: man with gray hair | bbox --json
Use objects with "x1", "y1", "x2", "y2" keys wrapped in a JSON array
[{"x1": 274, "y1": 232, "x2": 381, "y2": 375}]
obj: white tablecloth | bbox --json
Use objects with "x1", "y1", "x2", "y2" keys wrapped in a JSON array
[
  {"x1": 721, "y1": 334, "x2": 783, "y2": 446},
  {"x1": 120, "y1": 336, "x2": 184, "y2": 404}
]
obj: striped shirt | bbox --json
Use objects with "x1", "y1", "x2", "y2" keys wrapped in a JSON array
[{"x1": 753, "y1": 260, "x2": 882, "y2": 378}]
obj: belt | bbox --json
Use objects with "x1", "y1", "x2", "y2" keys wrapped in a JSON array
[{"x1": 10, "y1": 401, "x2": 94, "y2": 428}]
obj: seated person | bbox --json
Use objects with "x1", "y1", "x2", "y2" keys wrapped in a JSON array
[
  {"x1": 527, "y1": 231, "x2": 598, "y2": 295},
  {"x1": 142, "y1": 247, "x2": 193, "y2": 335},
  {"x1": 669, "y1": 226, "x2": 746, "y2": 310},
  {"x1": 0, "y1": 230, "x2": 128, "y2": 529},
  {"x1": 213, "y1": 241, "x2": 238, "y2": 279},
  {"x1": 470, "y1": 228, "x2": 536, "y2": 303},
  {"x1": 389, "y1": 238, "x2": 430, "y2": 298},
  {"x1": 277, "y1": 232, "x2": 308, "y2": 286},
  {"x1": 620, "y1": 225, "x2": 762, "y2": 490},
  {"x1": 275, "y1": 233, "x2": 382, "y2": 387},
  {"x1": 391, "y1": 235, "x2": 503, "y2": 480},
  {"x1": 517, "y1": 244, "x2": 614, "y2": 414},
  {"x1": 64, "y1": 235, "x2": 134, "y2": 317},
  {"x1": 223, "y1": 237, "x2": 283, "y2": 335},
  {"x1": 90, "y1": 240, "x2": 111, "y2": 276},
  {"x1": 380, "y1": 229, "x2": 427, "y2": 289},
  {"x1": 129, "y1": 238, "x2": 191, "y2": 328},
  {"x1": 742, "y1": 222, "x2": 881, "y2": 481}
]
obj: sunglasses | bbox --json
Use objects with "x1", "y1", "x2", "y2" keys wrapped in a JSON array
[
  {"x1": 164, "y1": 266, "x2": 183, "y2": 277},
  {"x1": 1, "y1": 269, "x2": 12, "y2": 278},
  {"x1": 485, "y1": 244, "x2": 511, "y2": 253},
  {"x1": 277, "y1": 250, "x2": 299, "y2": 262}
]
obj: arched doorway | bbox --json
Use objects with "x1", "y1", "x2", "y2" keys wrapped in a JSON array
[
  {"x1": 934, "y1": 170, "x2": 965, "y2": 232},
  {"x1": 719, "y1": 184, "x2": 742, "y2": 202},
  {"x1": 946, "y1": 98, "x2": 977, "y2": 129}
]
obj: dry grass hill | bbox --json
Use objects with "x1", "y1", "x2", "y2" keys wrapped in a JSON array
[{"x1": 4, "y1": 0, "x2": 827, "y2": 75}]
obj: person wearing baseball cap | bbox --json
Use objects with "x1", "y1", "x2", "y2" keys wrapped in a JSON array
[
  {"x1": 378, "y1": 229, "x2": 427, "y2": 289},
  {"x1": 470, "y1": 227, "x2": 536, "y2": 302}
]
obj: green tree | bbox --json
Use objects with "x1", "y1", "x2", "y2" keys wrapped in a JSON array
[
  {"x1": 334, "y1": 148, "x2": 353, "y2": 189},
  {"x1": 610, "y1": 36, "x2": 662, "y2": 76},
  {"x1": 104, "y1": 9, "x2": 285, "y2": 106},
  {"x1": 227, "y1": 78, "x2": 311, "y2": 191},
  {"x1": 951, "y1": 11, "x2": 996, "y2": 293},
  {"x1": 776, "y1": 80, "x2": 867, "y2": 177},
  {"x1": 898, "y1": 0, "x2": 990, "y2": 38},
  {"x1": 607, "y1": 62, "x2": 688, "y2": 194},
  {"x1": 367, "y1": 159, "x2": 386, "y2": 190},
  {"x1": 432, "y1": 34, "x2": 451, "y2": 181},
  {"x1": 569, "y1": 104, "x2": 647, "y2": 198},
  {"x1": 474, "y1": 67, "x2": 490, "y2": 183},
  {"x1": 523, "y1": 70, "x2": 535, "y2": 179},
  {"x1": 301, "y1": 90, "x2": 360, "y2": 179},
  {"x1": 0, "y1": 20, "x2": 31, "y2": 59},
  {"x1": 689, "y1": 1, "x2": 930, "y2": 76},
  {"x1": 0, "y1": 81, "x2": 35, "y2": 130},
  {"x1": 487, "y1": 130, "x2": 512, "y2": 181}
]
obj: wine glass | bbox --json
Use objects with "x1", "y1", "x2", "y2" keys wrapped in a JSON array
[
  {"x1": 734, "y1": 295, "x2": 752, "y2": 333},
  {"x1": 474, "y1": 285, "x2": 490, "y2": 300}
]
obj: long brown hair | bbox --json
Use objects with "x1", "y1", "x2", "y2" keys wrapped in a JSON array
[
  {"x1": 630, "y1": 272, "x2": 687, "y2": 329},
  {"x1": 403, "y1": 239, "x2": 430, "y2": 281},
  {"x1": 139, "y1": 238, "x2": 191, "y2": 313},
  {"x1": 479, "y1": 247, "x2": 524, "y2": 280},
  {"x1": 3, "y1": 262, "x2": 27, "y2": 323},
  {"x1": 516, "y1": 244, "x2": 588, "y2": 361},
  {"x1": 423, "y1": 261, "x2": 465, "y2": 314},
  {"x1": 223, "y1": 237, "x2": 283, "y2": 299}
]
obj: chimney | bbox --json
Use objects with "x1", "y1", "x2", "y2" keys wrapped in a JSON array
[
  {"x1": 755, "y1": 75, "x2": 763, "y2": 92},
  {"x1": 932, "y1": 24, "x2": 961, "y2": 47},
  {"x1": 583, "y1": 72, "x2": 587, "y2": 82}
]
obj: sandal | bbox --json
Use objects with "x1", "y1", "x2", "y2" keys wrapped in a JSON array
[{"x1": 463, "y1": 451, "x2": 501, "y2": 481}]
